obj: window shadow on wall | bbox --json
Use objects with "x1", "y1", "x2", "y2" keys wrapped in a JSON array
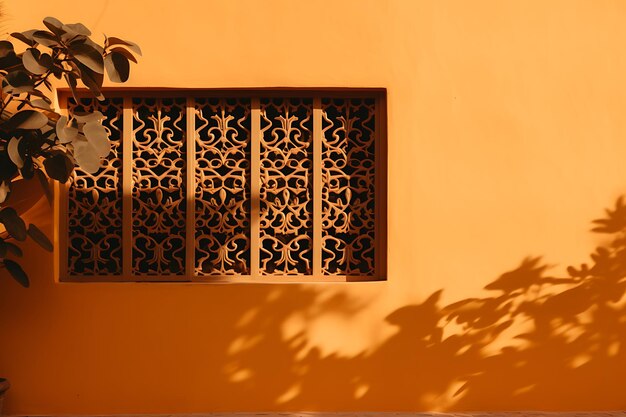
[{"x1": 222, "y1": 197, "x2": 626, "y2": 411}]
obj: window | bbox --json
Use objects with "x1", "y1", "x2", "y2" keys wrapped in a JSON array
[{"x1": 57, "y1": 89, "x2": 387, "y2": 282}]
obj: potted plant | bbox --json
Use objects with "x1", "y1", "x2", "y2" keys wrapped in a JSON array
[{"x1": 0, "y1": 16, "x2": 140, "y2": 413}]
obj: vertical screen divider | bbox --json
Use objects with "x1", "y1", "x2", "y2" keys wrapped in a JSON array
[
  {"x1": 375, "y1": 94, "x2": 387, "y2": 279},
  {"x1": 374, "y1": 96, "x2": 381, "y2": 278},
  {"x1": 379, "y1": 94, "x2": 388, "y2": 279},
  {"x1": 186, "y1": 97, "x2": 196, "y2": 279},
  {"x1": 313, "y1": 97, "x2": 322, "y2": 276},
  {"x1": 250, "y1": 98, "x2": 261, "y2": 277},
  {"x1": 122, "y1": 97, "x2": 133, "y2": 277}
]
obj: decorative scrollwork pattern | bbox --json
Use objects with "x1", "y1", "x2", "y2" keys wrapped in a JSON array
[
  {"x1": 68, "y1": 97, "x2": 124, "y2": 275},
  {"x1": 132, "y1": 97, "x2": 187, "y2": 275},
  {"x1": 194, "y1": 98, "x2": 251, "y2": 275},
  {"x1": 259, "y1": 98, "x2": 313, "y2": 275},
  {"x1": 64, "y1": 93, "x2": 382, "y2": 280},
  {"x1": 321, "y1": 98, "x2": 376, "y2": 275}
]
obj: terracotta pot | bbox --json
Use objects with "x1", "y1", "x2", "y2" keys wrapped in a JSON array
[{"x1": 0, "y1": 378, "x2": 9, "y2": 416}]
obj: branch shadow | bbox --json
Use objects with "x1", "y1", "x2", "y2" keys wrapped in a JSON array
[
  {"x1": 222, "y1": 196, "x2": 626, "y2": 411},
  {"x1": 2, "y1": 195, "x2": 626, "y2": 413}
]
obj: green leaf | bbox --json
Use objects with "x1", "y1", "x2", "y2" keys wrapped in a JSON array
[
  {"x1": 5, "y1": 110, "x2": 49, "y2": 130},
  {"x1": 29, "y1": 99, "x2": 52, "y2": 110},
  {"x1": 56, "y1": 116, "x2": 78, "y2": 143},
  {"x1": 3, "y1": 71, "x2": 34, "y2": 94},
  {"x1": 7, "y1": 137, "x2": 23, "y2": 168},
  {"x1": 0, "y1": 207, "x2": 27, "y2": 241},
  {"x1": 51, "y1": 63, "x2": 64, "y2": 79},
  {"x1": 0, "y1": 40, "x2": 14, "y2": 58},
  {"x1": 104, "y1": 51, "x2": 130, "y2": 83},
  {"x1": 72, "y1": 111, "x2": 103, "y2": 123},
  {"x1": 39, "y1": 53, "x2": 53, "y2": 68},
  {"x1": 62, "y1": 33, "x2": 87, "y2": 44},
  {"x1": 83, "y1": 38, "x2": 104, "y2": 55},
  {"x1": 5, "y1": 242, "x2": 23, "y2": 257},
  {"x1": 105, "y1": 36, "x2": 142, "y2": 56},
  {"x1": 28, "y1": 224, "x2": 53, "y2": 252},
  {"x1": 0, "y1": 153, "x2": 17, "y2": 181},
  {"x1": 76, "y1": 63, "x2": 104, "y2": 100},
  {"x1": 11, "y1": 30, "x2": 37, "y2": 47},
  {"x1": 82, "y1": 121, "x2": 110, "y2": 157},
  {"x1": 0, "y1": 53, "x2": 20, "y2": 72},
  {"x1": 20, "y1": 158, "x2": 34, "y2": 180},
  {"x1": 64, "y1": 72, "x2": 79, "y2": 103},
  {"x1": 73, "y1": 134, "x2": 106, "y2": 174},
  {"x1": 42, "y1": 17, "x2": 66, "y2": 37},
  {"x1": 32, "y1": 30, "x2": 59, "y2": 48},
  {"x1": 0, "y1": 181, "x2": 9, "y2": 204},
  {"x1": 108, "y1": 47, "x2": 137, "y2": 63},
  {"x1": 43, "y1": 152, "x2": 74, "y2": 183},
  {"x1": 26, "y1": 88, "x2": 49, "y2": 100},
  {"x1": 23, "y1": 48, "x2": 48, "y2": 75},
  {"x1": 70, "y1": 42, "x2": 104, "y2": 74},
  {"x1": 35, "y1": 169, "x2": 53, "y2": 207},
  {"x1": 3, "y1": 259, "x2": 29, "y2": 288},
  {"x1": 63, "y1": 23, "x2": 91, "y2": 36},
  {"x1": 66, "y1": 60, "x2": 81, "y2": 77}
]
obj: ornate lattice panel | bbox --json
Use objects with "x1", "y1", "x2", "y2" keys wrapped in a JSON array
[
  {"x1": 67, "y1": 97, "x2": 124, "y2": 275},
  {"x1": 61, "y1": 91, "x2": 385, "y2": 281},
  {"x1": 259, "y1": 98, "x2": 313, "y2": 275},
  {"x1": 321, "y1": 98, "x2": 376, "y2": 275},
  {"x1": 131, "y1": 97, "x2": 187, "y2": 275},
  {"x1": 194, "y1": 98, "x2": 251, "y2": 275}
]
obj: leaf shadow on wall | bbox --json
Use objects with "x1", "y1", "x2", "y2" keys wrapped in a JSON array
[
  {"x1": 2, "y1": 191, "x2": 626, "y2": 413},
  {"x1": 224, "y1": 197, "x2": 626, "y2": 411}
]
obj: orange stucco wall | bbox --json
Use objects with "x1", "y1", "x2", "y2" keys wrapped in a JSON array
[{"x1": 2, "y1": 0, "x2": 626, "y2": 414}]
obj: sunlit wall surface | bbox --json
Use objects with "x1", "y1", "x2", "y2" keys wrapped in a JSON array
[{"x1": 1, "y1": 0, "x2": 626, "y2": 414}]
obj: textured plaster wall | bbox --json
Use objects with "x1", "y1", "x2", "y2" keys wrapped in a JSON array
[{"x1": 1, "y1": 0, "x2": 626, "y2": 414}]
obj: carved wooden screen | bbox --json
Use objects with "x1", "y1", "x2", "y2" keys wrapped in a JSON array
[{"x1": 58, "y1": 90, "x2": 386, "y2": 282}]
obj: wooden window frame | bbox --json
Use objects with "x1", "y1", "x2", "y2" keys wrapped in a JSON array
[{"x1": 55, "y1": 88, "x2": 388, "y2": 283}]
